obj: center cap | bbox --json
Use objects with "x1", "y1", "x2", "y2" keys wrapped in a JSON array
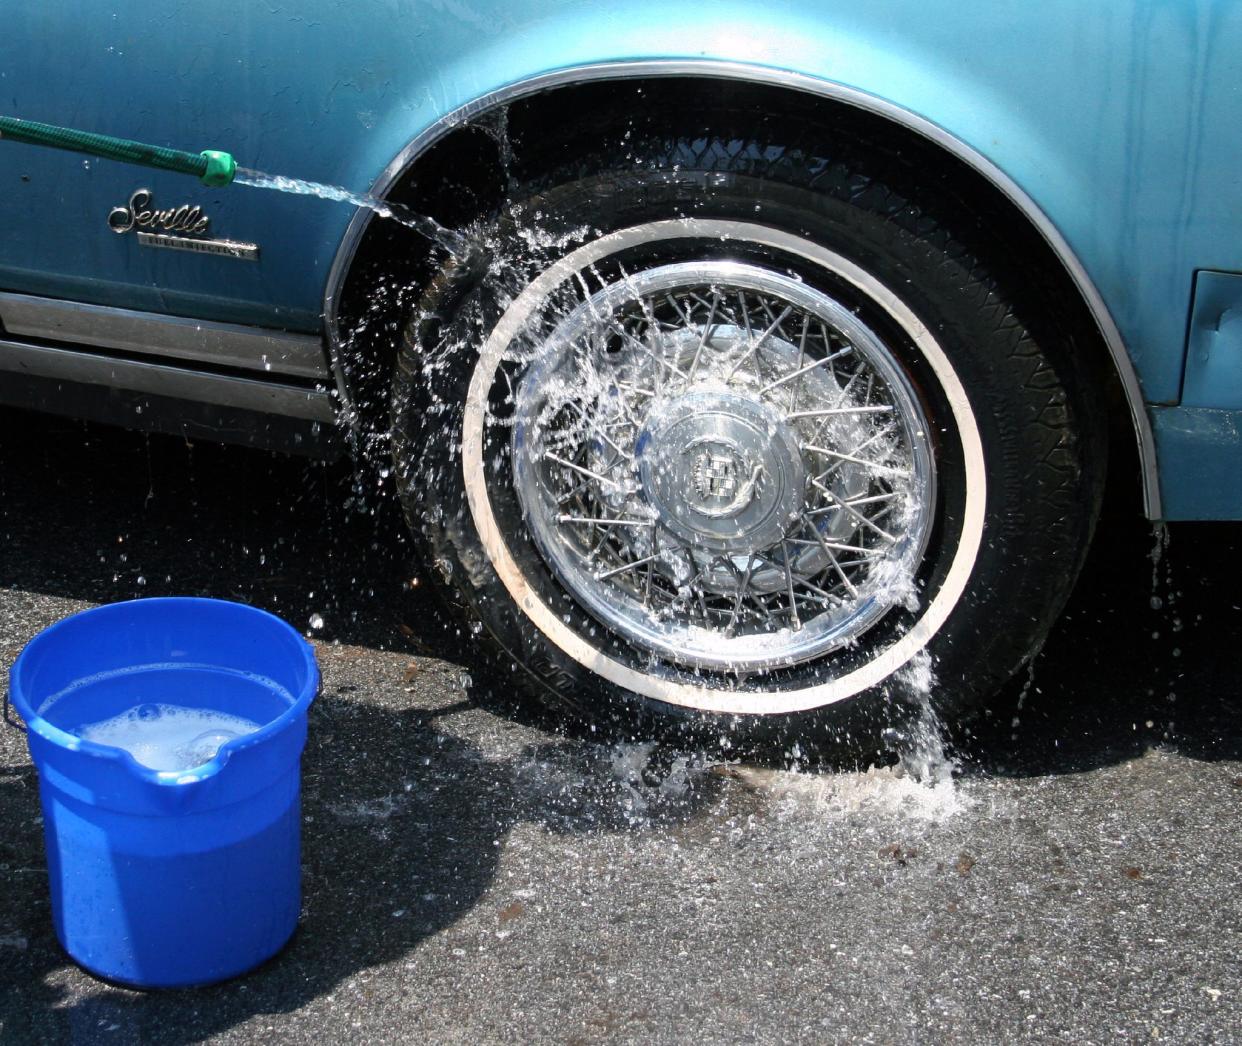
[
  {"x1": 636, "y1": 391, "x2": 806, "y2": 553},
  {"x1": 687, "y1": 439, "x2": 756, "y2": 518}
]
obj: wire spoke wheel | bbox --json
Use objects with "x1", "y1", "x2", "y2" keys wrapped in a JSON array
[
  {"x1": 505, "y1": 262, "x2": 935, "y2": 672},
  {"x1": 394, "y1": 132, "x2": 1103, "y2": 748}
]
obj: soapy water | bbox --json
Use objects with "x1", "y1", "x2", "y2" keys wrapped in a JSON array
[
  {"x1": 77, "y1": 703, "x2": 262, "y2": 772},
  {"x1": 505, "y1": 679, "x2": 964, "y2": 831},
  {"x1": 234, "y1": 167, "x2": 474, "y2": 259},
  {"x1": 613, "y1": 652, "x2": 964, "y2": 823},
  {"x1": 513, "y1": 731, "x2": 965, "y2": 831}
]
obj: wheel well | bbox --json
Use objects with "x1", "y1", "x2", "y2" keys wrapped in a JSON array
[{"x1": 333, "y1": 75, "x2": 1135, "y2": 506}]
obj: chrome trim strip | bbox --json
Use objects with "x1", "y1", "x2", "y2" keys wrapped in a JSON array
[
  {"x1": 0, "y1": 340, "x2": 335, "y2": 421},
  {"x1": 322, "y1": 58, "x2": 1162, "y2": 517},
  {"x1": 0, "y1": 292, "x2": 327, "y2": 380},
  {"x1": 136, "y1": 231, "x2": 260, "y2": 261}
]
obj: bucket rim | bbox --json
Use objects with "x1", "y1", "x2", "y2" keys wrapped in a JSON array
[{"x1": 9, "y1": 597, "x2": 319, "y2": 786}]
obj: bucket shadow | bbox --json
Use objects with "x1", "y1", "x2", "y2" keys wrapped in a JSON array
[{"x1": 0, "y1": 691, "x2": 724, "y2": 1043}]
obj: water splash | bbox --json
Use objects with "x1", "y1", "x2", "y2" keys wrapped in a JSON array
[
  {"x1": 235, "y1": 167, "x2": 473, "y2": 258},
  {"x1": 714, "y1": 655, "x2": 965, "y2": 823},
  {"x1": 721, "y1": 760, "x2": 967, "y2": 822},
  {"x1": 888, "y1": 650, "x2": 963, "y2": 803},
  {"x1": 1149, "y1": 522, "x2": 1171, "y2": 604},
  {"x1": 1148, "y1": 522, "x2": 1179, "y2": 738},
  {"x1": 474, "y1": 106, "x2": 516, "y2": 196},
  {"x1": 609, "y1": 722, "x2": 966, "y2": 829}
]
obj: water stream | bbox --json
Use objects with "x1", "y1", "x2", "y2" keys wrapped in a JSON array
[
  {"x1": 234, "y1": 167, "x2": 474, "y2": 258},
  {"x1": 234, "y1": 154, "x2": 969, "y2": 817}
]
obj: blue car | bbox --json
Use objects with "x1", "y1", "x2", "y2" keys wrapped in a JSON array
[{"x1": 2, "y1": 2, "x2": 1239, "y2": 753}]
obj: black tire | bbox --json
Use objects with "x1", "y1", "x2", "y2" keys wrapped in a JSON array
[{"x1": 390, "y1": 119, "x2": 1106, "y2": 760}]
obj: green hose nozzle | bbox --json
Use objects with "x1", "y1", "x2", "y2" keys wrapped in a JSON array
[
  {"x1": 0, "y1": 115, "x2": 236, "y2": 188},
  {"x1": 198, "y1": 149, "x2": 237, "y2": 188}
]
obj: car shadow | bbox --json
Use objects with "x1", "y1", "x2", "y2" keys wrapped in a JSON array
[
  {"x1": 1, "y1": 408, "x2": 1239, "y2": 1038},
  {"x1": 2, "y1": 405, "x2": 1238, "y2": 775},
  {"x1": 955, "y1": 509, "x2": 1242, "y2": 778}
]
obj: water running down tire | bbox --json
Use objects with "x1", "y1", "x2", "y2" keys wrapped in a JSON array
[{"x1": 391, "y1": 124, "x2": 1106, "y2": 757}]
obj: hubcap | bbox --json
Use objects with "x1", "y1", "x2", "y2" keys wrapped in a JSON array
[
  {"x1": 507, "y1": 261, "x2": 935, "y2": 672},
  {"x1": 636, "y1": 391, "x2": 805, "y2": 553}
]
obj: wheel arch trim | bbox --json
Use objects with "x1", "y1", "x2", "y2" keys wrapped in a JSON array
[{"x1": 323, "y1": 58, "x2": 1161, "y2": 518}]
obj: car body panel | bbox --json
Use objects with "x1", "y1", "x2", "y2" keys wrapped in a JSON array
[
  {"x1": 1, "y1": 1, "x2": 1240, "y2": 516},
  {"x1": 1150, "y1": 406, "x2": 1242, "y2": 520}
]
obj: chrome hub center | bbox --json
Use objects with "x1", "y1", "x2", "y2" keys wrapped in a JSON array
[
  {"x1": 688, "y1": 440, "x2": 753, "y2": 515},
  {"x1": 636, "y1": 391, "x2": 805, "y2": 553}
]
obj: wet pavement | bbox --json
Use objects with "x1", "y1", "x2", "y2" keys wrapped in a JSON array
[{"x1": 1, "y1": 409, "x2": 1239, "y2": 1044}]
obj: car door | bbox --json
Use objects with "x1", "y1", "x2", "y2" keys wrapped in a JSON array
[{"x1": 0, "y1": 2, "x2": 393, "y2": 333}]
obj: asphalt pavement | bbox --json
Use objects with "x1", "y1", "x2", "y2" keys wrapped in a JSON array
[{"x1": 1, "y1": 409, "x2": 1239, "y2": 1044}]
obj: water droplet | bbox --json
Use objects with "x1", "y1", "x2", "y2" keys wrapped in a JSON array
[{"x1": 309, "y1": 613, "x2": 325, "y2": 631}]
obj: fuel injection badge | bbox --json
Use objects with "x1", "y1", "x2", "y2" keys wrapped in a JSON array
[{"x1": 108, "y1": 189, "x2": 259, "y2": 260}]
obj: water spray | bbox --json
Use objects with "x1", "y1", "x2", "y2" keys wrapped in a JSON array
[{"x1": 0, "y1": 115, "x2": 483, "y2": 265}]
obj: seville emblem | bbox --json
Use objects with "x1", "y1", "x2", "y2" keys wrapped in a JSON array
[{"x1": 108, "y1": 189, "x2": 259, "y2": 261}]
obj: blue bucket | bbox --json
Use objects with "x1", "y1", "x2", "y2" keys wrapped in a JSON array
[{"x1": 9, "y1": 597, "x2": 318, "y2": 988}]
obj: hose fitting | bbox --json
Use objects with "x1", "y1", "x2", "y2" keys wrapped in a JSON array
[{"x1": 199, "y1": 150, "x2": 237, "y2": 188}]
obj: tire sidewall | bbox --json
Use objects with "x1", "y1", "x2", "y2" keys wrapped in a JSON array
[{"x1": 393, "y1": 164, "x2": 1094, "y2": 755}]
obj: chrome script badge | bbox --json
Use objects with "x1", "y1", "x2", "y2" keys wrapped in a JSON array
[{"x1": 108, "y1": 189, "x2": 259, "y2": 260}]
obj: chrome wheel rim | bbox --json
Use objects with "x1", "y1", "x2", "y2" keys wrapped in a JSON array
[{"x1": 508, "y1": 261, "x2": 935, "y2": 672}]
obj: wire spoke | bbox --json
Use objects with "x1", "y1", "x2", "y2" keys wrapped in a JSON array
[
  {"x1": 805, "y1": 447, "x2": 910, "y2": 479},
  {"x1": 512, "y1": 270, "x2": 928, "y2": 672},
  {"x1": 786, "y1": 405, "x2": 894, "y2": 420},
  {"x1": 725, "y1": 553, "x2": 758, "y2": 636},
  {"x1": 544, "y1": 451, "x2": 621, "y2": 490},
  {"x1": 818, "y1": 486, "x2": 897, "y2": 543},
  {"x1": 558, "y1": 515, "x2": 652, "y2": 527},
  {"x1": 781, "y1": 540, "x2": 801, "y2": 630},
  {"x1": 800, "y1": 513, "x2": 861, "y2": 597},
  {"x1": 594, "y1": 552, "x2": 662, "y2": 581},
  {"x1": 726, "y1": 304, "x2": 794, "y2": 380},
  {"x1": 759, "y1": 346, "x2": 853, "y2": 395},
  {"x1": 686, "y1": 291, "x2": 721, "y2": 383}
]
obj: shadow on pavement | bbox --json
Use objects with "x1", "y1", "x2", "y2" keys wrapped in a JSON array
[
  {"x1": 2, "y1": 689, "x2": 723, "y2": 1043},
  {"x1": 0, "y1": 407, "x2": 441, "y2": 658},
  {"x1": 1, "y1": 408, "x2": 1240, "y2": 1038},
  {"x1": 957, "y1": 508, "x2": 1242, "y2": 777}
]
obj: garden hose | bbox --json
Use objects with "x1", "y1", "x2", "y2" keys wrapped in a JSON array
[{"x1": 0, "y1": 115, "x2": 236, "y2": 187}]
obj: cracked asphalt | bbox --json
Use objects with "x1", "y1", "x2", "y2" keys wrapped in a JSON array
[{"x1": 1, "y1": 408, "x2": 1239, "y2": 1044}]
